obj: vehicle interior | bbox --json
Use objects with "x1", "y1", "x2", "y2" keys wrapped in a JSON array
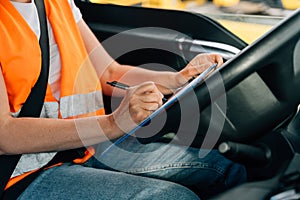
[{"x1": 75, "y1": 1, "x2": 300, "y2": 199}]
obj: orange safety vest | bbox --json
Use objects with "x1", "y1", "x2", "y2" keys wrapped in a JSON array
[
  {"x1": 0, "y1": 0, "x2": 105, "y2": 119},
  {"x1": 0, "y1": 0, "x2": 105, "y2": 189}
]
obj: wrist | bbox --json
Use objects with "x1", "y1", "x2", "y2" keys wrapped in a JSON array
[
  {"x1": 174, "y1": 71, "x2": 188, "y2": 88},
  {"x1": 98, "y1": 114, "x2": 125, "y2": 140}
]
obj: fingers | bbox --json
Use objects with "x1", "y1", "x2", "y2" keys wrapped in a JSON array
[
  {"x1": 195, "y1": 53, "x2": 223, "y2": 67},
  {"x1": 131, "y1": 82, "x2": 163, "y2": 99},
  {"x1": 127, "y1": 82, "x2": 163, "y2": 122},
  {"x1": 185, "y1": 53, "x2": 223, "y2": 76},
  {"x1": 130, "y1": 82, "x2": 163, "y2": 103},
  {"x1": 209, "y1": 53, "x2": 224, "y2": 67},
  {"x1": 111, "y1": 81, "x2": 164, "y2": 133}
]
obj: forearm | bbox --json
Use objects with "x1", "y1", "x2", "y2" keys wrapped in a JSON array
[
  {"x1": 103, "y1": 64, "x2": 178, "y2": 96},
  {"x1": 0, "y1": 114, "x2": 122, "y2": 155}
]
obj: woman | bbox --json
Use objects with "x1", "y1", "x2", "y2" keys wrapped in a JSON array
[{"x1": 0, "y1": 0, "x2": 246, "y2": 199}]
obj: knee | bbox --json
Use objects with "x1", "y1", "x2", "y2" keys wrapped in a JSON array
[
  {"x1": 224, "y1": 162, "x2": 247, "y2": 188},
  {"x1": 203, "y1": 150, "x2": 247, "y2": 187}
]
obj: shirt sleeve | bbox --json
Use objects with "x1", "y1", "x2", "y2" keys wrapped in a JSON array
[{"x1": 68, "y1": 0, "x2": 82, "y2": 23}]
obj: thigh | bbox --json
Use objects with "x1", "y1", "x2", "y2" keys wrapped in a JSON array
[
  {"x1": 17, "y1": 163, "x2": 199, "y2": 200},
  {"x1": 91, "y1": 138, "x2": 246, "y2": 191}
]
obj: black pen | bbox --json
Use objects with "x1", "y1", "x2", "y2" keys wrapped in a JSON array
[
  {"x1": 106, "y1": 81, "x2": 168, "y2": 103},
  {"x1": 106, "y1": 81, "x2": 130, "y2": 90}
]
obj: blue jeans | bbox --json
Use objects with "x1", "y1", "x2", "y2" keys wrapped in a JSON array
[{"x1": 18, "y1": 138, "x2": 246, "y2": 199}]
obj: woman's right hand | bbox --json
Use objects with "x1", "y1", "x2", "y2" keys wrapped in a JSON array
[{"x1": 109, "y1": 81, "x2": 164, "y2": 135}]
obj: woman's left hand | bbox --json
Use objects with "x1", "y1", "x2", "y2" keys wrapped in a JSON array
[{"x1": 174, "y1": 53, "x2": 223, "y2": 87}]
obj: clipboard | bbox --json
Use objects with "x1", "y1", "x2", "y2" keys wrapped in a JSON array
[{"x1": 99, "y1": 63, "x2": 218, "y2": 157}]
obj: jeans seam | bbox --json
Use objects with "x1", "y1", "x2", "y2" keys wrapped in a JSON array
[{"x1": 124, "y1": 162, "x2": 225, "y2": 176}]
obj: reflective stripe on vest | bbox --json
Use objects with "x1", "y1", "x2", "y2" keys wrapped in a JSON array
[
  {"x1": 0, "y1": 0, "x2": 105, "y2": 118},
  {"x1": 60, "y1": 91, "x2": 104, "y2": 119},
  {"x1": 11, "y1": 102, "x2": 59, "y2": 118}
]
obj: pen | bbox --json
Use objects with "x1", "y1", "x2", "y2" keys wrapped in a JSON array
[
  {"x1": 106, "y1": 81, "x2": 130, "y2": 90},
  {"x1": 106, "y1": 81, "x2": 168, "y2": 103}
]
